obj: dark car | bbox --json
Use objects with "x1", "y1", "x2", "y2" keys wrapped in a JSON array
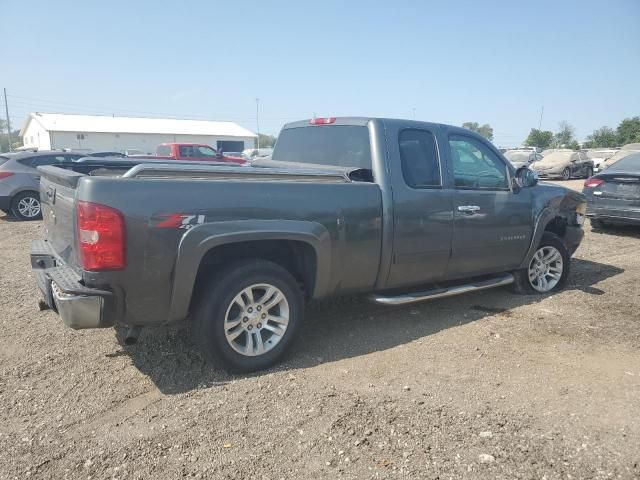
[
  {"x1": 583, "y1": 152, "x2": 640, "y2": 228},
  {"x1": 0, "y1": 150, "x2": 86, "y2": 220}
]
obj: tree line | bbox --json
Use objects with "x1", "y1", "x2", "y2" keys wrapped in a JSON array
[
  {"x1": 462, "y1": 116, "x2": 640, "y2": 150},
  {"x1": 0, "y1": 120, "x2": 22, "y2": 153}
]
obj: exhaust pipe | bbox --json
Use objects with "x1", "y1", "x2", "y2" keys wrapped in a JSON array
[{"x1": 124, "y1": 326, "x2": 142, "y2": 345}]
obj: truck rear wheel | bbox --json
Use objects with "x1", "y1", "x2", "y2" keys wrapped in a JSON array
[
  {"x1": 193, "y1": 259, "x2": 304, "y2": 373},
  {"x1": 512, "y1": 232, "x2": 570, "y2": 295}
]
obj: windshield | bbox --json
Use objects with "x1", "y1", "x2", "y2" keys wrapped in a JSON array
[
  {"x1": 537, "y1": 151, "x2": 575, "y2": 165},
  {"x1": 605, "y1": 149, "x2": 639, "y2": 167},
  {"x1": 504, "y1": 151, "x2": 531, "y2": 164},
  {"x1": 272, "y1": 125, "x2": 371, "y2": 169},
  {"x1": 0, "y1": 156, "x2": 10, "y2": 166},
  {"x1": 605, "y1": 152, "x2": 640, "y2": 172}
]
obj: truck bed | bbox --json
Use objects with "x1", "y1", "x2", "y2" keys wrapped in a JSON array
[{"x1": 37, "y1": 161, "x2": 383, "y2": 326}]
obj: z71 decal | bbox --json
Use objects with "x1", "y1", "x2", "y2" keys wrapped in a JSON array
[{"x1": 155, "y1": 213, "x2": 205, "y2": 230}]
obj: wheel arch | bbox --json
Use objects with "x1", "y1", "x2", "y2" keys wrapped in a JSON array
[
  {"x1": 518, "y1": 208, "x2": 573, "y2": 269},
  {"x1": 168, "y1": 220, "x2": 331, "y2": 322}
]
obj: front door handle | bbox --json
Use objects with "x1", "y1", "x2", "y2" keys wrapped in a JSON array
[{"x1": 457, "y1": 205, "x2": 481, "y2": 214}]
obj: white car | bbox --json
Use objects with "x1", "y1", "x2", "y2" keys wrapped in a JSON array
[
  {"x1": 504, "y1": 150, "x2": 543, "y2": 168},
  {"x1": 586, "y1": 149, "x2": 618, "y2": 173}
]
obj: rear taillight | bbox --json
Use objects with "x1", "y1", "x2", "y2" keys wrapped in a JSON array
[
  {"x1": 309, "y1": 117, "x2": 336, "y2": 125},
  {"x1": 0, "y1": 172, "x2": 14, "y2": 179},
  {"x1": 584, "y1": 178, "x2": 604, "y2": 188},
  {"x1": 76, "y1": 201, "x2": 125, "y2": 271}
]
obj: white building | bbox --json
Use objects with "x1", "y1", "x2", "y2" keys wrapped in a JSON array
[{"x1": 20, "y1": 112, "x2": 257, "y2": 154}]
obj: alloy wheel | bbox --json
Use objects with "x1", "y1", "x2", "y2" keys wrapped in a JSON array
[
  {"x1": 17, "y1": 196, "x2": 41, "y2": 218},
  {"x1": 223, "y1": 283, "x2": 290, "y2": 356},
  {"x1": 528, "y1": 246, "x2": 563, "y2": 292}
]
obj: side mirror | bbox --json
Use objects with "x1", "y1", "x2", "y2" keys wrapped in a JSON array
[{"x1": 515, "y1": 166, "x2": 538, "y2": 188}]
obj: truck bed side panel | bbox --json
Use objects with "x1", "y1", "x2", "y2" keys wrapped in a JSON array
[{"x1": 76, "y1": 177, "x2": 383, "y2": 325}]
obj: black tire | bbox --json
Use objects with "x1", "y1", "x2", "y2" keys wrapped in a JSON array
[
  {"x1": 512, "y1": 232, "x2": 571, "y2": 295},
  {"x1": 193, "y1": 259, "x2": 304, "y2": 373},
  {"x1": 11, "y1": 191, "x2": 42, "y2": 220},
  {"x1": 590, "y1": 218, "x2": 608, "y2": 230},
  {"x1": 561, "y1": 168, "x2": 571, "y2": 181},
  {"x1": 585, "y1": 166, "x2": 593, "y2": 178}
]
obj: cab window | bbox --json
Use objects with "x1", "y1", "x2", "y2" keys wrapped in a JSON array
[
  {"x1": 195, "y1": 146, "x2": 217, "y2": 158},
  {"x1": 448, "y1": 135, "x2": 508, "y2": 189},
  {"x1": 398, "y1": 129, "x2": 441, "y2": 188}
]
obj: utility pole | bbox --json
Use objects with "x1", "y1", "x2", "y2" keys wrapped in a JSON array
[
  {"x1": 538, "y1": 106, "x2": 544, "y2": 130},
  {"x1": 3, "y1": 88, "x2": 12, "y2": 152},
  {"x1": 255, "y1": 98, "x2": 260, "y2": 149}
]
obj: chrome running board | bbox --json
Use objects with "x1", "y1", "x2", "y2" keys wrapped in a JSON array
[{"x1": 368, "y1": 273, "x2": 514, "y2": 306}]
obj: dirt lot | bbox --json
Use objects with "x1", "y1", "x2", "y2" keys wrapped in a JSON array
[{"x1": 1, "y1": 179, "x2": 639, "y2": 479}]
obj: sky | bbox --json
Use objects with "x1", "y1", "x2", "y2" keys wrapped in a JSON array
[{"x1": 1, "y1": 0, "x2": 639, "y2": 146}]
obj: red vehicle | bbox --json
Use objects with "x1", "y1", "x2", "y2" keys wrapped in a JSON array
[{"x1": 155, "y1": 143, "x2": 246, "y2": 165}]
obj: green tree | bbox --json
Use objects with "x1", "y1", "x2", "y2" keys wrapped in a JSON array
[
  {"x1": 616, "y1": 116, "x2": 640, "y2": 145},
  {"x1": 0, "y1": 119, "x2": 22, "y2": 153},
  {"x1": 567, "y1": 140, "x2": 580, "y2": 151},
  {"x1": 554, "y1": 121, "x2": 575, "y2": 147},
  {"x1": 523, "y1": 128, "x2": 554, "y2": 149},
  {"x1": 461, "y1": 122, "x2": 494, "y2": 141},
  {"x1": 257, "y1": 134, "x2": 277, "y2": 148},
  {"x1": 583, "y1": 126, "x2": 617, "y2": 148}
]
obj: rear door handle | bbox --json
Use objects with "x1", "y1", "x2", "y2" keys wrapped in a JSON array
[{"x1": 457, "y1": 205, "x2": 481, "y2": 214}]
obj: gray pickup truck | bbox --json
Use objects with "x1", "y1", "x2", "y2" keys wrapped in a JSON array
[{"x1": 31, "y1": 117, "x2": 586, "y2": 372}]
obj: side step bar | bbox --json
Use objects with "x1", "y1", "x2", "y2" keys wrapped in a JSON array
[{"x1": 368, "y1": 273, "x2": 514, "y2": 306}]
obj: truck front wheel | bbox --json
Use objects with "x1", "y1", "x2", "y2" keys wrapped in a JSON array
[
  {"x1": 194, "y1": 259, "x2": 304, "y2": 373},
  {"x1": 512, "y1": 232, "x2": 570, "y2": 294}
]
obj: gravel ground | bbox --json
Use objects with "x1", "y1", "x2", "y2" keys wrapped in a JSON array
[{"x1": 1, "y1": 179, "x2": 639, "y2": 479}]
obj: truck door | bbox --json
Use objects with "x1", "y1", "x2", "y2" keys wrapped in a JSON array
[
  {"x1": 446, "y1": 133, "x2": 533, "y2": 277},
  {"x1": 386, "y1": 126, "x2": 454, "y2": 288}
]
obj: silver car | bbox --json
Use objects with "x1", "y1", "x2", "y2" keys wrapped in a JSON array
[{"x1": 0, "y1": 150, "x2": 85, "y2": 220}]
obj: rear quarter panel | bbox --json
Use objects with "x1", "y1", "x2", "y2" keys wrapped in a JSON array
[{"x1": 76, "y1": 177, "x2": 383, "y2": 325}]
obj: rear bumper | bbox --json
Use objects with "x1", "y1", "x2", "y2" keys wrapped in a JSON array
[
  {"x1": 31, "y1": 240, "x2": 115, "y2": 329},
  {"x1": 587, "y1": 206, "x2": 640, "y2": 225}
]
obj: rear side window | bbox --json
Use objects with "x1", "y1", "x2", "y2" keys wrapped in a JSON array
[
  {"x1": 398, "y1": 129, "x2": 441, "y2": 187},
  {"x1": 179, "y1": 146, "x2": 195, "y2": 157},
  {"x1": 272, "y1": 125, "x2": 371, "y2": 169},
  {"x1": 30, "y1": 155, "x2": 67, "y2": 167}
]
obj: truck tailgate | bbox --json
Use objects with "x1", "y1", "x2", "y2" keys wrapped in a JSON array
[{"x1": 38, "y1": 166, "x2": 85, "y2": 270}]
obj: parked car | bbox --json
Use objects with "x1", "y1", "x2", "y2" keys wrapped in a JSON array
[
  {"x1": 586, "y1": 149, "x2": 618, "y2": 173},
  {"x1": 533, "y1": 149, "x2": 594, "y2": 180},
  {"x1": 583, "y1": 152, "x2": 640, "y2": 228},
  {"x1": 504, "y1": 150, "x2": 543, "y2": 168},
  {"x1": 156, "y1": 143, "x2": 247, "y2": 165},
  {"x1": 599, "y1": 143, "x2": 640, "y2": 170},
  {"x1": 31, "y1": 117, "x2": 586, "y2": 372},
  {"x1": 0, "y1": 150, "x2": 86, "y2": 220}
]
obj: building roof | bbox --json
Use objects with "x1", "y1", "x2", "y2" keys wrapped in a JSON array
[{"x1": 21, "y1": 113, "x2": 257, "y2": 138}]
